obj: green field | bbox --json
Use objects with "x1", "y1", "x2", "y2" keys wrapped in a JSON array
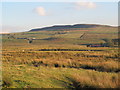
[{"x1": 2, "y1": 26, "x2": 119, "y2": 88}]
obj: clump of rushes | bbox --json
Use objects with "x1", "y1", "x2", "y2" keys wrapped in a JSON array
[
  {"x1": 2, "y1": 72, "x2": 13, "y2": 88},
  {"x1": 71, "y1": 71, "x2": 119, "y2": 88}
]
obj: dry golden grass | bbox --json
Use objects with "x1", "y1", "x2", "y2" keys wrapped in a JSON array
[
  {"x1": 71, "y1": 71, "x2": 119, "y2": 88},
  {"x1": 2, "y1": 49, "x2": 119, "y2": 72},
  {"x1": 2, "y1": 40, "x2": 119, "y2": 88}
]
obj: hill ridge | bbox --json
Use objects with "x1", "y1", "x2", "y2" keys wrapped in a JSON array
[{"x1": 30, "y1": 24, "x2": 113, "y2": 32}]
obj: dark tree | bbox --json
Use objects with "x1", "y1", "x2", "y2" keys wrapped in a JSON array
[
  {"x1": 28, "y1": 40, "x2": 33, "y2": 43},
  {"x1": 27, "y1": 38, "x2": 33, "y2": 44}
]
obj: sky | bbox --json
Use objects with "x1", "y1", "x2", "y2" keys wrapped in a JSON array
[{"x1": 0, "y1": 1, "x2": 118, "y2": 33}]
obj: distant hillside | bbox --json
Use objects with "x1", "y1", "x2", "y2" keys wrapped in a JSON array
[{"x1": 30, "y1": 24, "x2": 114, "y2": 32}]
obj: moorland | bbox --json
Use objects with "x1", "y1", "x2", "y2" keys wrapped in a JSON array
[{"x1": 1, "y1": 24, "x2": 119, "y2": 88}]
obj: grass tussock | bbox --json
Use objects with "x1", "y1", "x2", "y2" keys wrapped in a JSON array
[
  {"x1": 2, "y1": 51, "x2": 119, "y2": 73},
  {"x1": 70, "y1": 71, "x2": 119, "y2": 88},
  {"x1": 2, "y1": 73, "x2": 13, "y2": 88},
  {"x1": 2, "y1": 64, "x2": 119, "y2": 88}
]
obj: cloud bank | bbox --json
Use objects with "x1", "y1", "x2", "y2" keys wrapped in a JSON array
[{"x1": 0, "y1": 26, "x2": 26, "y2": 33}]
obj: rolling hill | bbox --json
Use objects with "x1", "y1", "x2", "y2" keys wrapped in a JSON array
[
  {"x1": 30, "y1": 24, "x2": 115, "y2": 32},
  {"x1": 2, "y1": 24, "x2": 118, "y2": 46}
]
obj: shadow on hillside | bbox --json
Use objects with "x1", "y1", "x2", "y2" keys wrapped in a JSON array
[
  {"x1": 38, "y1": 49, "x2": 104, "y2": 51},
  {"x1": 41, "y1": 37, "x2": 58, "y2": 40}
]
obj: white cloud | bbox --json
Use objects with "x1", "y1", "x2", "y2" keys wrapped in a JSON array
[
  {"x1": 75, "y1": 2, "x2": 96, "y2": 9},
  {"x1": 35, "y1": 6, "x2": 46, "y2": 16}
]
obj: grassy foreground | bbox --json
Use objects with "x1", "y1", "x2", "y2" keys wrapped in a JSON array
[{"x1": 2, "y1": 64, "x2": 119, "y2": 88}]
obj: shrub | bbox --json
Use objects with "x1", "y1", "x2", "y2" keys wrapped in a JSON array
[{"x1": 54, "y1": 63, "x2": 60, "y2": 68}]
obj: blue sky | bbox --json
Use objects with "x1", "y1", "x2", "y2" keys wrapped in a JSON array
[{"x1": 1, "y1": 2, "x2": 118, "y2": 33}]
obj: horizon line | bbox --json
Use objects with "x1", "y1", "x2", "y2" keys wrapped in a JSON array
[{"x1": 1, "y1": 23, "x2": 118, "y2": 34}]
